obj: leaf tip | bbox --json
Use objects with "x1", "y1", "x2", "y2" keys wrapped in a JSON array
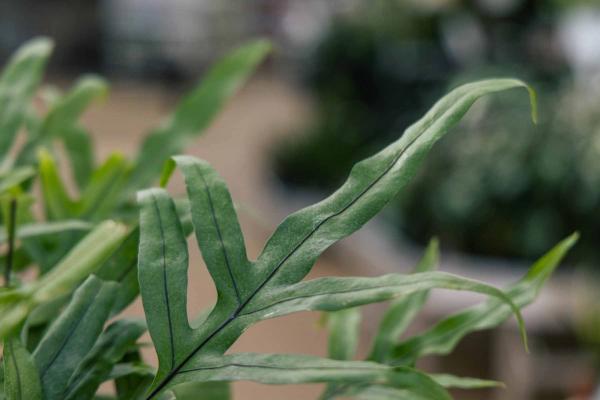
[{"x1": 525, "y1": 84, "x2": 538, "y2": 125}]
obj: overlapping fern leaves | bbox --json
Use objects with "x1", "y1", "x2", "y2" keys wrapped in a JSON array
[
  {"x1": 0, "y1": 37, "x2": 270, "y2": 339},
  {"x1": 134, "y1": 79, "x2": 568, "y2": 399},
  {"x1": 0, "y1": 36, "x2": 577, "y2": 400}
]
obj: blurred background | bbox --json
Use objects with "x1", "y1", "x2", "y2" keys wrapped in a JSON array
[{"x1": 2, "y1": 0, "x2": 600, "y2": 399}]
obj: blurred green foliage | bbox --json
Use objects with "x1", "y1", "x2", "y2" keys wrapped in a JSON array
[{"x1": 273, "y1": 0, "x2": 600, "y2": 265}]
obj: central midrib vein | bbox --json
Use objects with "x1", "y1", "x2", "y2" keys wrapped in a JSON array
[
  {"x1": 147, "y1": 125, "x2": 429, "y2": 399},
  {"x1": 8, "y1": 340, "x2": 22, "y2": 400},
  {"x1": 152, "y1": 194, "x2": 176, "y2": 369}
]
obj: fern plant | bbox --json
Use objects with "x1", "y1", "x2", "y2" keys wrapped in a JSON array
[
  {"x1": 122, "y1": 79, "x2": 572, "y2": 399},
  {"x1": 0, "y1": 37, "x2": 577, "y2": 399},
  {"x1": 0, "y1": 37, "x2": 270, "y2": 338}
]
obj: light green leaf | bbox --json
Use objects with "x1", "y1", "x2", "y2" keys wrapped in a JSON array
[
  {"x1": 325, "y1": 308, "x2": 362, "y2": 361},
  {"x1": 64, "y1": 319, "x2": 146, "y2": 400},
  {"x1": 167, "y1": 353, "x2": 450, "y2": 400},
  {"x1": 391, "y1": 233, "x2": 578, "y2": 364},
  {"x1": 38, "y1": 148, "x2": 76, "y2": 220},
  {"x1": 0, "y1": 167, "x2": 35, "y2": 194},
  {"x1": 129, "y1": 39, "x2": 271, "y2": 190},
  {"x1": 3, "y1": 336, "x2": 42, "y2": 400},
  {"x1": 239, "y1": 272, "x2": 524, "y2": 327},
  {"x1": 321, "y1": 307, "x2": 362, "y2": 400},
  {"x1": 33, "y1": 276, "x2": 118, "y2": 400},
  {"x1": 368, "y1": 239, "x2": 438, "y2": 362},
  {"x1": 431, "y1": 373, "x2": 504, "y2": 389},
  {"x1": 0, "y1": 220, "x2": 92, "y2": 244},
  {"x1": 0, "y1": 37, "x2": 53, "y2": 161},
  {"x1": 0, "y1": 220, "x2": 127, "y2": 340},
  {"x1": 138, "y1": 79, "x2": 536, "y2": 398},
  {"x1": 31, "y1": 220, "x2": 127, "y2": 303},
  {"x1": 62, "y1": 126, "x2": 95, "y2": 189}
]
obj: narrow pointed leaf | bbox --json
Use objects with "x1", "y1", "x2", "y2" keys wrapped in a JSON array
[
  {"x1": 0, "y1": 221, "x2": 126, "y2": 340},
  {"x1": 33, "y1": 276, "x2": 118, "y2": 400},
  {"x1": 325, "y1": 308, "x2": 361, "y2": 361},
  {"x1": 0, "y1": 37, "x2": 53, "y2": 160},
  {"x1": 31, "y1": 220, "x2": 127, "y2": 303},
  {"x1": 64, "y1": 319, "x2": 146, "y2": 400},
  {"x1": 138, "y1": 189, "x2": 195, "y2": 376},
  {"x1": 38, "y1": 149, "x2": 76, "y2": 220},
  {"x1": 0, "y1": 220, "x2": 92, "y2": 244},
  {"x1": 3, "y1": 336, "x2": 42, "y2": 400},
  {"x1": 322, "y1": 307, "x2": 362, "y2": 398},
  {"x1": 173, "y1": 156, "x2": 250, "y2": 309},
  {"x1": 368, "y1": 239, "x2": 439, "y2": 362},
  {"x1": 391, "y1": 233, "x2": 578, "y2": 364},
  {"x1": 253, "y1": 80, "x2": 536, "y2": 291},
  {"x1": 239, "y1": 272, "x2": 525, "y2": 334},
  {"x1": 168, "y1": 353, "x2": 450, "y2": 400},
  {"x1": 129, "y1": 39, "x2": 271, "y2": 190}
]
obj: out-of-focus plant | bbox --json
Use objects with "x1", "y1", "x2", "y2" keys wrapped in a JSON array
[
  {"x1": 272, "y1": 0, "x2": 600, "y2": 265},
  {"x1": 0, "y1": 36, "x2": 270, "y2": 338}
]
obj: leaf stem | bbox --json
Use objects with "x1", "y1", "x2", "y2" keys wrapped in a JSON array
[{"x1": 4, "y1": 197, "x2": 17, "y2": 287}]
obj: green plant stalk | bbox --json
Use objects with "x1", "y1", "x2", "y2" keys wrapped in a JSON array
[{"x1": 4, "y1": 197, "x2": 17, "y2": 287}]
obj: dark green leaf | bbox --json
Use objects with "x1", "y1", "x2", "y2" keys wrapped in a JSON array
[
  {"x1": 138, "y1": 79, "x2": 536, "y2": 398},
  {"x1": 172, "y1": 156, "x2": 250, "y2": 309},
  {"x1": 138, "y1": 189, "x2": 195, "y2": 377},
  {"x1": 171, "y1": 381, "x2": 231, "y2": 400},
  {"x1": 64, "y1": 319, "x2": 146, "y2": 400},
  {"x1": 32, "y1": 276, "x2": 118, "y2": 400},
  {"x1": 62, "y1": 126, "x2": 95, "y2": 189},
  {"x1": 3, "y1": 336, "x2": 42, "y2": 400}
]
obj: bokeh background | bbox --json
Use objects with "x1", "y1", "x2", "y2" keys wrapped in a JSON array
[{"x1": 2, "y1": 1, "x2": 600, "y2": 399}]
